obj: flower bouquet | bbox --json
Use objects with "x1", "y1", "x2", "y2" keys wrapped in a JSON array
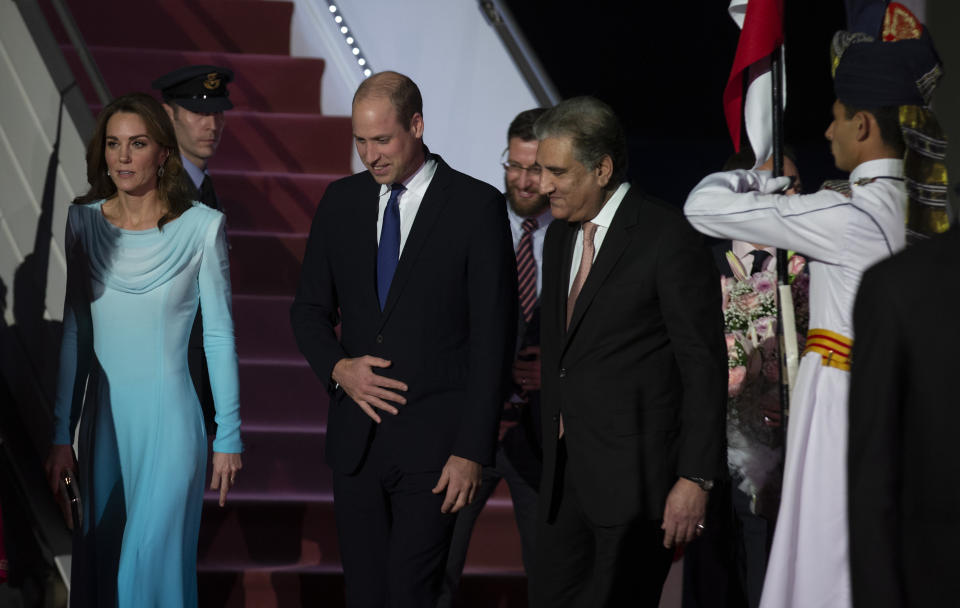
[{"x1": 722, "y1": 251, "x2": 808, "y2": 516}]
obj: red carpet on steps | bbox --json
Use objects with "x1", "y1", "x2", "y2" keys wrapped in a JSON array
[{"x1": 44, "y1": 0, "x2": 528, "y2": 604}]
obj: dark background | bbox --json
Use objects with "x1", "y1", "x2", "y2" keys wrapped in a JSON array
[{"x1": 505, "y1": 0, "x2": 849, "y2": 205}]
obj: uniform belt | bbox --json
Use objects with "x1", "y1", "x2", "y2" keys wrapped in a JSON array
[{"x1": 802, "y1": 328, "x2": 853, "y2": 372}]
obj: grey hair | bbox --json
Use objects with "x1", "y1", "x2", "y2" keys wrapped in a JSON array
[{"x1": 533, "y1": 96, "x2": 627, "y2": 188}]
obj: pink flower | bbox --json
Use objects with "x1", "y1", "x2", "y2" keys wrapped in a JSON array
[
  {"x1": 788, "y1": 254, "x2": 806, "y2": 277},
  {"x1": 721, "y1": 277, "x2": 732, "y2": 309},
  {"x1": 754, "y1": 316, "x2": 777, "y2": 341},
  {"x1": 751, "y1": 274, "x2": 776, "y2": 296},
  {"x1": 725, "y1": 333, "x2": 737, "y2": 353},
  {"x1": 728, "y1": 365, "x2": 747, "y2": 397},
  {"x1": 740, "y1": 293, "x2": 760, "y2": 311}
]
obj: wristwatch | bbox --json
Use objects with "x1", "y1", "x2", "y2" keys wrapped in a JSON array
[{"x1": 682, "y1": 476, "x2": 714, "y2": 491}]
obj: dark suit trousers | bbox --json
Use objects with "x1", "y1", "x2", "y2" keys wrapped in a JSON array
[
  {"x1": 333, "y1": 434, "x2": 456, "y2": 608},
  {"x1": 682, "y1": 479, "x2": 772, "y2": 608},
  {"x1": 438, "y1": 442, "x2": 539, "y2": 607},
  {"x1": 531, "y1": 440, "x2": 674, "y2": 607}
]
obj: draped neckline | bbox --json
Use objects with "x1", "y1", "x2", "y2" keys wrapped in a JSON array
[{"x1": 73, "y1": 200, "x2": 212, "y2": 295}]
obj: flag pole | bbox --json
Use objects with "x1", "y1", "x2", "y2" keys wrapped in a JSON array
[{"x1": 770, "y1": 41, "x2": 795, "y2": 440}]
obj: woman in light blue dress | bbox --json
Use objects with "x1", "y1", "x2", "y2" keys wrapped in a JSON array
[{"x1": 45, "y1": 93, "x2": 242, "y2": 607}]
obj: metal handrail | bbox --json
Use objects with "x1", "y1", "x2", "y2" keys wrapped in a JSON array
[
  {"x1": 49, "y1": 0, "x2": 112, "y2": 106},
  {"x1": 478, "y1": 0, "x2": 560, "y2": 107},
  {"x1": 14, "y1": 0, "x2": 111, "y2": 142}
]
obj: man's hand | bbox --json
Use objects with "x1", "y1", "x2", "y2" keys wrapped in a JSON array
[
  {"x1": 432, "y1": 454, "x2": 481, "y2": 514},
  {"x1": 210, "y1": 451, "x2": 243, "y2": 507},
  {"x1": 661, "y1": 477, "x2": 709, "y2": 548},
  {"x1": 512, "y1": 345, "x2": 542, "y2": 392},
  {"x1": 45, "y1": 444, "x2": 76, "y2": 498},
  {"x1": 332, "y1": 356, "x2": 408, "y2": 423}
]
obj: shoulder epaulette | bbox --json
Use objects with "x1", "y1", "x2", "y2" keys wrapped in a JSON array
[{"x1": 819, "y1": 179, "x2": 852, "y2": 198}]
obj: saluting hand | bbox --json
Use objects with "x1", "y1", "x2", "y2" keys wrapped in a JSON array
[{"x1": 332, "y1": 356, "x2": 408, "y2": 423}]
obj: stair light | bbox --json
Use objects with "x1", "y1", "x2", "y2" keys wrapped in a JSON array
[{"x1": 324, "y1": 1, "x2": 372, "y2": 79}]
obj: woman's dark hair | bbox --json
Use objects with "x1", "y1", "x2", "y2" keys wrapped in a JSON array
[{"x1": 74, "y1": 92, "x2": 192, "y2": 229}]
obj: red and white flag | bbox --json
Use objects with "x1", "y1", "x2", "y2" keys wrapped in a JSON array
[{"x1": 723, "y1": 0, "x2": 786, "y2": 167}]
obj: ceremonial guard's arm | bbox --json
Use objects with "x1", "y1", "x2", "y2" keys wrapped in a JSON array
[
  {"x1": 290, "y1": 190, "x2": 350, "y2": 393},
  {"x1": 684, "y1": 170, "x2": 848, "y2": 263},
  {"x1": 848, "y1": 265, "x2": 906, "y2": 605},
  {"x1": 199, "y1": 213, "x2": 242, "y2": 453},
  {"x1": 52, "y1": 207, "x2": 94, "y2": 446},
  {"x1": 658, "y1": 217, "x2": 728, "y2": 481},
  {"x1": 456, "y1": 192, "x2": 518, "y2": 466}
]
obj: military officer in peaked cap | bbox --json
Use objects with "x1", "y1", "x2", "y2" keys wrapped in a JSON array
[
  {"x1": 152, "y1": 65, "x2": 233, "y2": 211},
  {"x1": 153, "y1": 65, "x2": 235, "y2": 437}
]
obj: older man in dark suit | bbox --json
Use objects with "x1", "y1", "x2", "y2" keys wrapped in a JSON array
[
  {"x1": 530, "y1": 97, "x2": 727, "y2": 607},
  {"x1": 848, "y1": 225, "x2": 960, "y2": 608},
  {"x1": 290, "y1": 71, "x2": 516, "y2": 606}
]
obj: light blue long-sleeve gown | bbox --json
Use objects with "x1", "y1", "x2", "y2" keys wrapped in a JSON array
[{"x1": 52, "y1": 200, "x2": 242, "y2": 607}]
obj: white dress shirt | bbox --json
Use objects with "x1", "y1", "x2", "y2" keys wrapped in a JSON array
[
  {"x1": 568, "y1": 182, "x2": 631, "y2": 294},
  {"x1": 508, "y1": 204, "x2": 553, "y2": 297},
  {"x1": 375, "y1": 157, "x2": 438, "y2": 254},
  {"x1": 731, "y1": 240, "x2": 776, "y2": 274}
]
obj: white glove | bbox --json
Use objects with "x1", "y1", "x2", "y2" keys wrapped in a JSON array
[{"x1": 755, "y1": 172, "x2": 794, "y2": 195}]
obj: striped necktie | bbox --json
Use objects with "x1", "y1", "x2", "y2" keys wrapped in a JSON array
[{"x1": 516, "y1": 218, "x2": 539, "y2": 322}]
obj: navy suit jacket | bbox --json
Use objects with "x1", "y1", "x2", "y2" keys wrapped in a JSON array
[{"x1": 291, "y1": 156, "x2": 517, "y2": 475}]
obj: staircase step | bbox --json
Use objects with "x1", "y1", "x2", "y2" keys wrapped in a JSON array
[
  {"x1": 64, "y1": 46, "x2": 327, "y2": 114},
  {"x1": 197, "y1": 572, "x2": 527, "y2": 608},
  {"x1": 233, "y1": 295, "x2": 301, "y2": 359},
  {"x1": 229, "y1": 234, "x2": 307, "y2": 296},
  {"x1": 46, "y1": 0, "x2": 294, "y2": 55},
  {"x1": 238, "y1": 361, "x2": 327, "y2": 431},
  {"x1": 206, "y1": 428, "x2": 329, "y2": 502},
  {"x1": 215, "y1": 112, "x2": 354, "y2": 174},
  {"x1": 217, "y1": 170, "x2": 335, "y2": 233},
  {"x1": 199, "y1": 501, "x2": 339, "y2": 570},
  {"x1": 198, "y1": 490, "x2": 524, "y2": 572},
  {"x1": 83, "y1": 105, "x2": 354, "y2": 176}
]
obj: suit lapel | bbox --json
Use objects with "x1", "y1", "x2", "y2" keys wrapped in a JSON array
[
  {"x1": 359, "y1": 178, "x2": 381, "y2": 308},
  {"x1": 557, "y1": 223, "x2": 577, "y2": 341},
  {"x1": 561, "y1": 188, "x2": 641, "y2": 354},
  {"x1": 377, "y1": 157, "x2": 452, "y2": 328}
]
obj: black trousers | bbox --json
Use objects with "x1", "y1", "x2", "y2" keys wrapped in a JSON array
[
  {"x1": 530, "y1": 440, "x2": 674, "y2": 607},
  {"x1": 438, "y1": 442, "x2": 539, "y2": 607},
  {"x1": 681, "y1": 480, "x2": 773, "y2": 608},
  {"x1": 333, "y1": 436, "x2": 456, "y2": 608}
]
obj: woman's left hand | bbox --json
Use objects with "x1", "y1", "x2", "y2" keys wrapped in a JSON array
[{"x1": 211, "y1": 452, "x2": 242, "y2": 507}]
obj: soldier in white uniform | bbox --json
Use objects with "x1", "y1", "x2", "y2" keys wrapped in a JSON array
[{"x1": 683, "y1": 23, "x2": 943, "y2": 608}]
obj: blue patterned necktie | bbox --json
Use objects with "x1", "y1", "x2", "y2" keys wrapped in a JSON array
[{"x1": 377, "y1": 183, "x2": 405, "y2": 310}]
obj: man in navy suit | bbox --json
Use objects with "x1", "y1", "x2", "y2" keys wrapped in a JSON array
[{"x1": 290, "y1": 71, "x2": 517, "y2": 606}]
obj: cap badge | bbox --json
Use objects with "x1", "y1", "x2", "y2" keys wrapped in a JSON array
[{"x1": 203, "y1": 73, "x2": 222, "y2": 90}]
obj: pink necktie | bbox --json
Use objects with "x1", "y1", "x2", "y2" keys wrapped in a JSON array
[
  {"x1": 560, "y1": 221, "x2": 597, "y2": 438},
  {"x1": 566, "y1": 222, "x2": 597, "y2": 329}
]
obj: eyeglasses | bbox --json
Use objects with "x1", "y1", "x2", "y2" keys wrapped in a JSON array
[{"x1": 502, "y1": 162, "x2": 542, "y2": 177}]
